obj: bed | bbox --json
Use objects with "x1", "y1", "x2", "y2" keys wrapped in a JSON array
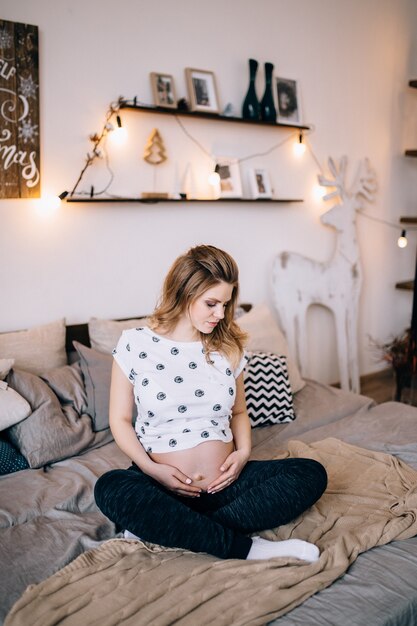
[{"x1": 1, "y1": 304, "x2": 417, "y2": 626}]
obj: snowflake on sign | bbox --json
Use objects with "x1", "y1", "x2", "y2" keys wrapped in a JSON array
[
  {"x1": 0, "y1": 28, "x2": 13, "y2": 49},
  {"x1": 19, "y1": 74, "x2": 38, "y2": 99},
  {"x1": 18, "y1": 118, "x2": 39, "y2": 143}
]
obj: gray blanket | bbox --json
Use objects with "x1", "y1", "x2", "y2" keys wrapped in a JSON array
[
  {"x1": 1, "y1": 380, "x2": 417, "y2": 625},
  {"x1": 5, "y1": 438, "x2": 417, "y2": 626}
]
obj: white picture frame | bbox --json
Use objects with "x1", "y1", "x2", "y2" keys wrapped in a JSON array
[
  {"x1": 185, "y1": 68, "x2": 220, "y2": 113},
  {"x1": 248, "y1": 168, "x2": 272, "y2": 199},
  {"x1": 276, "y1": 77, "x2": 302, "y2": 125},
  {"x1": 215, "y1": 157, "x2": 242, "y2": 198}
]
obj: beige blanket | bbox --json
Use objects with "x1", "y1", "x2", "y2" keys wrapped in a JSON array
[{"x1": 6, "y1": 438, "x2": 417, "y2": 626}]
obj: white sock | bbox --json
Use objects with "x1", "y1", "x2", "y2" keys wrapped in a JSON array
[
  {"x1": 246, "y1": 536, "x2": 320, "y2": 562},
  {"x1": 123, "y1": 529, "x2": 141, "y2": 541}
]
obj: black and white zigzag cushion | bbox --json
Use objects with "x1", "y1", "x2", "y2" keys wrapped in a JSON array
[{"x1": 244, "y1": 352, "x2": 296, "y2": 427}]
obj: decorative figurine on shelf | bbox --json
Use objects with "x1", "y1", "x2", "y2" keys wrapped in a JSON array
[
  {"x1": 222, "y1": 103, "x2": 235, "y2": 117},
  {"x1": 242, "y1": 58, "x2": 261, "y2": 120},
  {"x1": 143, "y1": 128, "x2": 167, "y2": 165},
  {"x1": 177, "y1": 98, "x2": 190, "y2": 111},
  {"x1": 141, "y1": 128, "x2": 169, "y2": 199},
  {"x1": 260, "y1": 62, "x2": 277, "y2": 122}
]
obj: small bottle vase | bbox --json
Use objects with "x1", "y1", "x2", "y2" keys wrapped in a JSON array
[
  {"x1": 260, "y1": 62, "x2": 276, "y2": 122},
  {"x1": 242, "y1": 58, "x2": 261, "y2": 120}
]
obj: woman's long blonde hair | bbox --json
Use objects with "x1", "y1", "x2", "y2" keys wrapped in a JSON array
[{"x1": 148, "y1": 245, "x2": 247, "y2": 366}]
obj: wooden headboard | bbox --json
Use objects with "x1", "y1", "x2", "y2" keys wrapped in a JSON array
[
  {"x1": 65, "y1": 323, "x2": 91, "y2": 352},
  {"x1": 64, "y1": 304, "x2": 252, "y2": 356}
]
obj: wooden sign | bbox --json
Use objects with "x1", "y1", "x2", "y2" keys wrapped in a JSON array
[{"x1": 0, "y1": 19, "x2": 40, "y2": 198}]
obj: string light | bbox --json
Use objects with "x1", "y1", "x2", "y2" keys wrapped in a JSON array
[
  {"x1": 108, "y1": 114, "x2": 127, "y2": 145},
  {"x1": 208, "y1": 170, "x2": 221, "y2": 186},
  {"x1": 59, "y1": 93, "x2": 410, "y2": 256},
  {"x1": 44, "y1": 194, "x2": 61, "y2": 211},
  {"x1": 60, "y1": 96, "x2": 124, "y2": 199},
  {"x1": 398, "y1": 230, "x2": 408, "y2": 248},
  {"x1": 293, "y1": 131, "x2": 306, "y2": 157},
  {"x1": 303, "y1": 138, "x2": 415, "y2": 247}
]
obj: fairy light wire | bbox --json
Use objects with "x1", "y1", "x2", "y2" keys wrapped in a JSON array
[
  {"x1": 303, "y1": 135, "x2": 415, "y2": 235},
  {"x1": 64, "y1": 96, "x2": 416, "y2": 240}
]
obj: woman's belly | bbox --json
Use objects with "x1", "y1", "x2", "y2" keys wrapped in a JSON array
[{"x1": 150, "y1": 440, "x2": 234, "y2": 490}]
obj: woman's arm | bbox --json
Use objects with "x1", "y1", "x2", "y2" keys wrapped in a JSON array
[
  {"x1": 109, "y1": 360, "x2": 152, "y2": 469},
  {"x1": 109, "y1": 361, "x2": 201, "y2": 496},
  {"x1": 207, "y1": 373, "x2": 251, "y2": 493},
  {"x1": 229, "y1": 373, "x2": 252, "y2": 458}
]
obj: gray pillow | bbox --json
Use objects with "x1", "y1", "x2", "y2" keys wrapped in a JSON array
[
  {"x1": 41, "y1": 362, "x2": 87, "y2": 416},
  {"x1": 73, "y1": 342, "x2": 112, "y2": 432},
  {"x1": 6, "y1": 368, "x2": 111, "y2": 468}
]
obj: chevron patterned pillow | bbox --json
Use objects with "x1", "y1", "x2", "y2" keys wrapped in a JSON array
[{"x1": 244, "y1": 352, "x2": 296, "y2": 427}]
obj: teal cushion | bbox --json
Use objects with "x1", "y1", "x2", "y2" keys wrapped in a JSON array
[{"x1": 0, "y1": 438, "x2": 29, "y2": 475}]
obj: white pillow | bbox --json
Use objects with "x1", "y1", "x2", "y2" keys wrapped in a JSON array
[
  {"x1": 0, "y1": 320, "x2": 67, "y2": 376},
  {"x1": 238, "y1": 303, "x2": 305, "y2": 393},
  {"x1": 88, "y1": 317, "x2": 148, "y2": 354},
  {"x1": 0, "y1": 380, "x2": 32, "y2": 430},
  {"x1": 0, "y1": 355, "x2": 32, "y2": 431},
  {"x1": 0, "y1": 358, "x2": 15, "y2": 380}
]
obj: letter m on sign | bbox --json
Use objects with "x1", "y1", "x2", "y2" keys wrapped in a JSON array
[{"x1": 0, "y1": 19, "x2": 40, "y2": 198}]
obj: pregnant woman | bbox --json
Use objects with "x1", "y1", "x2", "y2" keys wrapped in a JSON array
[{"x1": 94, "y1": 244, "x2": 327, "y2": 561}]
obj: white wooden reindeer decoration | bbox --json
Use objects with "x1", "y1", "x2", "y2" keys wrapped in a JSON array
[{"x1": 272, "y1": 156, "x2": 377, "y2": 393}]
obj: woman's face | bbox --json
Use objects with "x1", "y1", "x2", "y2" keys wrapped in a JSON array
[{"x1": 188, "y1": 281, "x2": 234, "y2": 335}]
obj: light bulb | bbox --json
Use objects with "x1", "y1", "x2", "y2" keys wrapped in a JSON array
[
  {"x1": 398, "y1": 230, "x2": 408, "y2": 248},
  {"x1": 293, "y1": 132, "x2": 306, "y2": 157},
  {"x1": 208, "y1": 171, "x2": 220, "y2": 186},
  {"x1": 34, "y1": 193, "x2": 62, "y2": 217},
  {"x1": 312, "y1": 183, "x2": 325, "y2": 201},
  {"x1": 108, "y1": 115, "x2": 127, "y2": 145}
]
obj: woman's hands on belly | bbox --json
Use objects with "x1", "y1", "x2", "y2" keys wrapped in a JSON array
[{"x1": 150, "y1": 440, "x2": 235, "y2": 494}]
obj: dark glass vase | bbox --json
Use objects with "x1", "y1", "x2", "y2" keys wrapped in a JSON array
[
  {"x1": 260, "y1": 62, "x2": 276, "y2": 122},
  {"x1": 242, "y1": 58, "x2": 261, "y2": 120}
]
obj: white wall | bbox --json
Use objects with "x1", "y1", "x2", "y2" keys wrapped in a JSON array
[{"x1": 1, "y1": 0, "x2": 416, "y2": 384}]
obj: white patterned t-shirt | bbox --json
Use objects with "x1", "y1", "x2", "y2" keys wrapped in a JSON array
[{"x1": 112, "y1": 327, "x2": 246, "y2": 453}]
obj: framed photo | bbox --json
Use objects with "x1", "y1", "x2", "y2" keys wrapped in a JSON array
[
  {"x1": 185, "y1": 68, "x2": 220, "y2": 113},
  {"x1": 214, "y1": 157, "x2": 242, "y2": 198},
  {"x1": 150, "y1": 72, "x2": 177, "y2": 109},
  {"x1": 248, "y1": 168, "x2": 272, "y2": 199},
  {"x1": 276, "y1": 78, "x2": 301, "y2": 124}
]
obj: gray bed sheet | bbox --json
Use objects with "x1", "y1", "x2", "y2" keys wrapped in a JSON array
[
  {"x1": 1, "y1": 380, "x2": 417, "y2": 625},
  {"x1": 265, "y1": 398, "x2": 417, "y2": 626}
]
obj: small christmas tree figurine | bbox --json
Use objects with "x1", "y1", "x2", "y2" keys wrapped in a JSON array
[
  {"x1": 143, "y1": 128, "x2": 167, "y2": 165},
  {"x1": 141, "y1": 128, "x2": 169, "y2": 199}
]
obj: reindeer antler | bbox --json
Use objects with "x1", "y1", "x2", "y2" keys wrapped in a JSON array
[
  {"x1": 350, "y1": 158, "x2": 377, "y2": 202},
  {"x1": 318, "y1": 156, "x2": 377, "y2": 204},
  {"x1": 317, "y1": 156, "x2": 348, "y2": 201}
]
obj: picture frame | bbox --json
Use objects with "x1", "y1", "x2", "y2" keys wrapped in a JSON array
[
  {"x1": 185, "y1": 68, "x2": 220, "y2": 113},
  {"x1": 214, "y1": 157, "x2": 242, "y2": 198},
  {"x1": 248, "y1": 168, "x2": 273, "y2": 199},
  {"x1": 276, "y1": 77, "x2": 301, "y2": 125},
  {"x1": 150, "y1": 72, "x2": 177, "y2": 109}
]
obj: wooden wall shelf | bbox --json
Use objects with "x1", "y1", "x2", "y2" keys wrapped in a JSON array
[
  {"x1": 66, "y1": 197, "x2": 303, "y2": 204},
  {"x1": 396, "y1": 280, "x2": 414, "y2": 291},
  {"x1": 404, "y1": 82, "x2": 416, "y2": 156},
  {"x1": 119, "y1": 101, "x2": 311, "y2": 131}
]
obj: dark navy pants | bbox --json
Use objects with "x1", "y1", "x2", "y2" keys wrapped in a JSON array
[{"x1": 94, "y1": 458, "x2": 327, "y2": 559}]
